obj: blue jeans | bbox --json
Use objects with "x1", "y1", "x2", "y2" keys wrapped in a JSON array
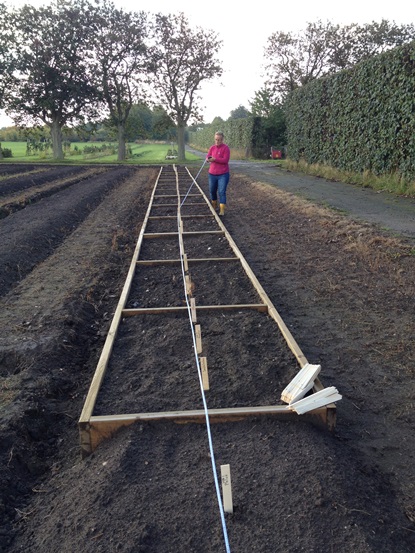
[{"x1": 209, "y1": 172, "x2": 230, "y2": 204}]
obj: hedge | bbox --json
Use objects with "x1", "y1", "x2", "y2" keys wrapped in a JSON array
[{"x1": 284, "y1": 41, "x2": 415, "y2": 179}]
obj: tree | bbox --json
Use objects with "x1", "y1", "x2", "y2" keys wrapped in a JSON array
[
  {"x1": 93, "y1": 1, "x2": 149, "y2": 161},
  {"x1": 151, "y1": 106, "x2": 176, "y2": 140},
  {"x1": 264, "y1": 19, "x2": 415, "y2": 99},
  {"x1": 123, "y1": 103, "x2": 154, "y2": 141},
  {"x1": 5, "y1": 0, "x2": 100, "y2": 160},
  {"x1": 149, "y1": 12, "x2": 223, "y2": 161},
  {"x1": 250, "y1": 86, "x2": 280, "y2": 118},
  {"x1": 0, "y1": 4, "x2": 16, "y2": 110},
  {"x1": 250, "y1": 87, "x2": 286, "y2": 155},
  {"x1": 229, "y1": 105, "x2": 251, "y2": 120},
  {"x1": 210, "y1": 116, "x2": 225, "y2": 128}
]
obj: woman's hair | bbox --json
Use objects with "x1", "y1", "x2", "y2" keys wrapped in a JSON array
[{"x1": 215, "y1": 131, "x2": 224, "y2": 137}]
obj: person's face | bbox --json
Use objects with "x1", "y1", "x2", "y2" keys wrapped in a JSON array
[{"x1": 215, "y1": 134, "x2": 223, "y2": 145}]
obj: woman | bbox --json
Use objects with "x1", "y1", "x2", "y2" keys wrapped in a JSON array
[{"x1": 206, "y1": 131, "x2": 230, "y2": 216}]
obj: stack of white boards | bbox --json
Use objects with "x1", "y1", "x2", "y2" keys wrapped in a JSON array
[{"x1": 281, "y1": 363, "x2": 342, "y2": 414}]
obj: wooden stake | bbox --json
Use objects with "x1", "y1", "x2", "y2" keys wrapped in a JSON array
[
  {"x1": 190, "y1": 298, "x2": 197, "y2": 323},
  {"x1": 183, "y1": 253, "x2": 188, "y2": 272},
  {"x1": 195, "y1": 324, "x2": 202, "y2": 354},
  {"x1": 185, "y1": 275, "x2": 192, "y2": 296},
  {"x1": 221, "y1": 464, "x2": 233, "y2": 514},
  {"x1": 200, "y1": 357, "x2": 209, "y2": 390}
]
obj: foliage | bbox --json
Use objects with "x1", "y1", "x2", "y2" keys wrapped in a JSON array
[
  {"x1": 188, "y1": 118, "x2": 256, "y2": 155},
  {"x1": 285, "y1": 159, "x2": 415, "y2": 197},
  {"x1": 0, "y1": 125, "x2": 27, "y2": 142},
  {"x1": 4, "y1": 0, "x2": 101, "y2": 159},
  {"x1": 265, "y1": 19, "x2": 415, "y2": 100},
  {"x1": 151, "y1": 106, "x2": 176, "y2": 140},
  {"x1": 209, "y1": 117, "x2": 225, "y2": 129},
  {"x1": 284, "y1": 41, "x2": 415, "y2": 179},
  {"x1": 93, "y1": 0, "x2": 149, "y2": 161},
  {"x1": 229, "y1": 105, "x2": 251, "y2": 119},
  {"x1": 0, "y1": 141, "x2": 201, "y2": 164},
  {"x1": 26, "y1": 138, "x2": 51, "y2": 156},
  {"x1": 0, "y1": 4, "x2": 15, "y2": 109},
  {"x1": 0, "y1": 146, "x2": 12, "y2": 158},
  {"x1": 149, "y1": 12, "x2": 223, "y2": 160}
]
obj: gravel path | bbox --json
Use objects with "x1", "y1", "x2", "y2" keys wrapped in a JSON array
[{"x1": 187, "y1": 147, "x2": 415, "y2": 243}]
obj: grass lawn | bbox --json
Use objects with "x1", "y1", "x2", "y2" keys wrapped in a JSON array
[{"x1": 0, "y1": 142, "x2": 202, "y2": 164}]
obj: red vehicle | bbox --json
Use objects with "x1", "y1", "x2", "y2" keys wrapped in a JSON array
[{"x1": 270, "y1": 147, "x2": 282, "y2": 159}]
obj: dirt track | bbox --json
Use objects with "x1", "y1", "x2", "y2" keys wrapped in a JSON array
[{"x1": 0, "y1": 163, "x2": 414, "y2": 552}]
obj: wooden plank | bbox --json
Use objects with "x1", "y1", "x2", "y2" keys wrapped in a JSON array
[
  {"x1": 148, "y1": 215, "x2": 213, "y2": 220},
  {"x1": 143, "y1": 230, "x2": 224, "y2": 238},
  {"x1": 136, "y1": 257, "x2": 238, "y2": 266},
  {"x1": 289, "y1": 387, "x2": 342, "y2": 414},
  {"x1": 155, "y1": 194, "x2": 200, "y2": 198},
  {"x1": 187, "y1": 172, "x2": 309, "y2": 369},
  {"x1": 143, "y1": 232, "x2": 178, "y2": 238},
  {"x1": 83, "y1": 405, "x2": 333, "y2": 454},
  {"x1": 150, "y1": 203, "x2": 179, "y2": 207},
  {"x1": 78, "y1": 168, "x2": 163, "y2": 430},
  {"x1": 221, "y1": 465, "x2": 233, "y2": 514},
  {"x1": 121, "y1": 304, "x2": 268, "y2": 316},
  {"x1": 281, "y1": 363, "x2": 321, "y2": 404},
  {"x1": 195, "y1": 325, "x2": 202, "y2": 353},
  {"x1": 91, "y1": 404, "x2": 292, "y2": 423}
]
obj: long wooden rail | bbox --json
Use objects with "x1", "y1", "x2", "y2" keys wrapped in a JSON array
[{"x1": 78, "y1": 165, "x2": 336, "y2": 457}]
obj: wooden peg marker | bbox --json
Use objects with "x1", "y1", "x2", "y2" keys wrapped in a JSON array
[
  {"x1": 185, "y1": 275, "x2": 192, "y2": 296},
  {"x1": 220, "y1": 464, "x2": 233, "y2": 514},
  {"x1": 195, "y1": 324, "x2": 202, "y2": 354},
  {"x1": 190, "y1": 298, "x2": 197, "y2": 323},
  {"x1": 200, "y1": 357, "x2": 209, "y2": 390},
  {"x1": 183, "y1": 253, "x2": 188, "y2": 272}
]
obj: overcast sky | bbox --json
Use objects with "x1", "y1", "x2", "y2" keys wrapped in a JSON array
[{"x1": 1, "y1": 0, "x2": 414, "y2": 128}]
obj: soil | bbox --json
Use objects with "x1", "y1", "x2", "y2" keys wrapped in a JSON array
[{"x1": 0, "y1": 161, "x2": 414, "y2": 553}]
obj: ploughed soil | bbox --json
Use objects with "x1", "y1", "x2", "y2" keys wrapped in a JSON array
[{"x1": 0, "y1": 162, "x2": 414, "y2": 553}]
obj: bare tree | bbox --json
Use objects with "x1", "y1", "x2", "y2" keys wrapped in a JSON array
[{"x1": 149, "y1": 12, "x2": 223, "y2": 161}]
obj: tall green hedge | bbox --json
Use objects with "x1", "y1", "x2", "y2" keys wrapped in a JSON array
[
  {"x1": 284, "y1": 41, "x2": 415, "y2": 179},
  {"x1": 188, "y1": 117, "x2": 285, "y2": 158},
  {"x1": 188, "y1": 118, "x2": 254, "y2": 153}
]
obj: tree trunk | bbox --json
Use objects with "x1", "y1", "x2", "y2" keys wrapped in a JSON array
[
  {"x1": 177, "y1": 124, "x2": 186, "y2": 162},
  {"x1": 118, "y1": 124, "x2": 126, "y2": 161},
  {"x1": 50, "y1": 120, "x2": 64, "y2": 160}
]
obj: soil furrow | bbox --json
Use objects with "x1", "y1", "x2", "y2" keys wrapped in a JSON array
[
  {"x1": 0, "y1": 167, "x2": 108, "y2": 219},
  {"x1": 0, "y1": 166, "x2": 134, "y2": 297},
  {"x1": 0, "y1": 164, "x2": 414, "y2": 553}
]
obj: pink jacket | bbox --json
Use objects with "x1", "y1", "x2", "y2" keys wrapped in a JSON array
[{"x1": 207, "y1": 143, "x2": 230, "y2": 175}]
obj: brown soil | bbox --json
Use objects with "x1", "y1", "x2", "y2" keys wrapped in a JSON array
[{"x1": 0, "y1": 163, "x2": 414, "y2": 553}]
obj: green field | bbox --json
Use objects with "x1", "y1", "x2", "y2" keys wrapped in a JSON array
[{"x1": 0, "y1": 142, "x2": 202, "y2": 164}]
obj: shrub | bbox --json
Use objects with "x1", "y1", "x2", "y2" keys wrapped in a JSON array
[{"x1": 0, "y1": 148, "x2": 13, "y2": 158}]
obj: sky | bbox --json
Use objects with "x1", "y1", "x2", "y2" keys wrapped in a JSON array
[{"x1": 1, "y1": 0, "x2": 414, "y2": 128}]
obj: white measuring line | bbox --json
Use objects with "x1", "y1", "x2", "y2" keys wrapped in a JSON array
[
  {"x1": 174, "y1": 166, "x2": 232, "y2": 553},
  {"x1": 180, "y1": 157, "x2": 207, "y2": 208}
]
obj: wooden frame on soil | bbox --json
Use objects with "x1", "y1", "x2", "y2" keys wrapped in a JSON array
[{"x1": 78, "y1": 166, "x2": 336, "y2": 458}]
